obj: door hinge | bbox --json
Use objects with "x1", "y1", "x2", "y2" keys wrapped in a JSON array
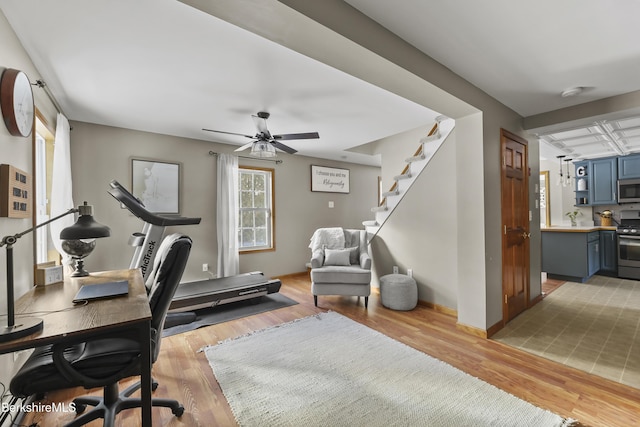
[{"x1": 504, "y1": 294, "x2": 507, "y2": 304}]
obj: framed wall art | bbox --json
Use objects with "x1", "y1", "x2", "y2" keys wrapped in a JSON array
[
  {"x1": 131, "y1": 158, "x2": 180, "y2": 214},
  {"x1": 311, "y1": 165, "x2": 350, "y2": 193}
]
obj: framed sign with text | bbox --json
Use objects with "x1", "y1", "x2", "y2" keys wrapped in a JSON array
[{"x1": 311, "y1": 165, "x2": 350, "y2": 193}]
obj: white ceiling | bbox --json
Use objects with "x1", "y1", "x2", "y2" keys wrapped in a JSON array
[
  {"x1": 345, "y1": 0, "x2": 640, "y2": 118},
  {"x1": 2, "y1": 0, "x2": 640, "y2": 165}
]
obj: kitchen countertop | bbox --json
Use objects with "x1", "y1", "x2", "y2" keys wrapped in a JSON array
[{"x1": 541, "y1": 225, "x2": 617, "y2": 232}]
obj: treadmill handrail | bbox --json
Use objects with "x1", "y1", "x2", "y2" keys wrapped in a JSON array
[{"x1": 108, "y1": 180, "x2": 201, "y2": 226}]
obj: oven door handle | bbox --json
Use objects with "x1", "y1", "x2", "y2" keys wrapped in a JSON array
[{"x1": 619, "y1": 235, "x2": 640, "y2": 240}]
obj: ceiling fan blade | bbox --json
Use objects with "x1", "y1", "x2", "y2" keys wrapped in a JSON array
[
  {"x1": 202, "y1": 128, "x2": 254, "y2": 139},
  {"x1": 234, "y1": 141, "x2": 256, "y2": 152},
  {"x1": 272, "y1": 132, "x2": 320, "y2": 140},
  {"x1": 251, "y1": 115, "x2": 271, "y2": 139},
  {"x1": 272, "y1": 141, "x2": 298, "y2": 154}
]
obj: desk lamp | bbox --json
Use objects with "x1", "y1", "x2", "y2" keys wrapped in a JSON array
[
  {"x1": 0, "y1": 202, "x2": 110, "y2": 342},
  {"x1": 60, "y1": 202, "x2": 111, "y2": 277}
]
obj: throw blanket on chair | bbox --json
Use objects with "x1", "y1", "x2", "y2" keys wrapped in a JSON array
[{"x1": 309, "y1": 227, "x2": 345, "y2": 251}]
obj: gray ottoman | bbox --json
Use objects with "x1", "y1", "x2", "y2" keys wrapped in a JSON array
[{"x1": 380, "y1": 274, "x2": 418, "y2": 310}]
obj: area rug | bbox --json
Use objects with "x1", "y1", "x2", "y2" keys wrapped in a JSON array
[
  {"x1": 162, "y1": 294, "x2": 298, "y2": 337},
  {"x1": 203, "y1": 311, "x2": 575, "y2": 426}
]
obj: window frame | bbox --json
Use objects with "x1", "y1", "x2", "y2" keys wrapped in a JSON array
[{"x1": 238, "y1": 166, "x2": 275, "y2": 253}]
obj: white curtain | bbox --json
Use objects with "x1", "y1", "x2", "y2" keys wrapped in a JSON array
[
  {"x1": 49, "y1": 113, "x2": 75, "y2": 265},
  {"x1": 216, "y1": 153, "x2": 239, "y2": 277}
]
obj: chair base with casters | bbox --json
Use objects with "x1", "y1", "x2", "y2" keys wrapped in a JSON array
[
  {"x1": 70, "y1": 378, "x2": 183, "y2": 427},
  {"x1": 309, "y1": 228, "x2": 372, "y2": 308}
]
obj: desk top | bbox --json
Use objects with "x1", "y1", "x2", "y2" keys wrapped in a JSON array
[{"x1": 0, "y1": 269, "x2": 151, "y2": 353}]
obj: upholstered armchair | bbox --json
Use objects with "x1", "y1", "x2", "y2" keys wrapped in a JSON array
[{"x1": 309, "y1": 228, "x2": 371, "y2": 308}]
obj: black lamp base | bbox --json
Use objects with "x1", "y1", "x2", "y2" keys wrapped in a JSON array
[
  {"x1": 70, "y1": 259, "x2": 90, "y2": 277},
  {"x1": 0, "y1": 317, "x2": 43, "y2": 343}
]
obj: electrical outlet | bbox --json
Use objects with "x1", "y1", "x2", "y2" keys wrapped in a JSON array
[
  {"x1": 393, "y1": 266, "x2": 399, "y2": 274},
  {"x1": 407, "y1": 269, "x2": 413, "y2": 278},
  {"x1": 202, "y1": 263, "x2": 209, "y2": 272}
]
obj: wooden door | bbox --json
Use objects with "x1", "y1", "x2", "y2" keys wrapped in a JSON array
[{"x1": 500, "y1": 129, "x2": 530, "y2": 323}]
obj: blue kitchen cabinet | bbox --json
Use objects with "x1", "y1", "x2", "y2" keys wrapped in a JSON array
[
  {"x1": 574, "y1": 160, "x2": 589, "y2": 206},
  {"x1": 542, "y1": 231, "x2": 601, "y2": 282},
  {"x1": 589, "y1": 157, "x2": 618, "y2": 205},
  {"x1": 599, "y1": 230, "x2": 617, "y2": 275},
  {"x1": 618, "y1": 154, "x2": 640, "y2": 179}
]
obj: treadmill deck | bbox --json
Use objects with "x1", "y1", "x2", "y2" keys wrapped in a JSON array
[{"x1": 169, "y1": 273, "x2": 281, "y2": 312}]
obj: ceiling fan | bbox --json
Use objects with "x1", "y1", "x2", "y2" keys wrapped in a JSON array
[{"x1": 202, "y1": 111, "x2": 320, "y2": 156}]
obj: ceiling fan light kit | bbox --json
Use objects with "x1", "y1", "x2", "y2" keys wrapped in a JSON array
[
  {"x1": 250, "y1": 141, "x2": 277, "y2": 158},
  {"x1": 202, "y1": 111, "x2": 319, "y2": 157}
]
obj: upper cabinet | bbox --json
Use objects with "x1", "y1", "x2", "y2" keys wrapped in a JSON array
[
  {"x1": 574, "y1": 157, "x2": 618, "y2": 206},
  {"x1": 574, "y1": 160, "x2": 589, "y2": 207},
  {"x1": 573, "y1": 154, "x2": 640, "y2": 206},
  {"x1": 590, "y1": 157, "x2": 618, "y2": 205},
  {"x1": 618, "y1": 154, "x2": 640, "y2": 180}
]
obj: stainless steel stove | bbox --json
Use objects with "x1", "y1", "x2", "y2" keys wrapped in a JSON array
[{"x1": 617, "y1": 210, "x2": 640, "y2": 279}]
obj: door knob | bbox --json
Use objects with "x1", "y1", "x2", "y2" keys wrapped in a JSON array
[{"x1": 522, "y1": 231, "x2": 530, "y2": 239}]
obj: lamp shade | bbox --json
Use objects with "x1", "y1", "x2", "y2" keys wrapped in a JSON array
[{"x1": 60, "y1": 202, "x2": 111, "y2": 239}]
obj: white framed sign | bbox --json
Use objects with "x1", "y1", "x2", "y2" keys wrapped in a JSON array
[{"x1": 311, "y1": 165, "x2": 350, "y2": 193}]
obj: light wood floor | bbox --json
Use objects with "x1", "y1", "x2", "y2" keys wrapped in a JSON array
[{"x1": 19, "y1": 273, "x2": 640, "y2": 427}]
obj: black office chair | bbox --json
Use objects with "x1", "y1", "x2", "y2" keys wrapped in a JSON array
[{"x1": 10, "y1": 234, "x2": 192, "y2": 427}]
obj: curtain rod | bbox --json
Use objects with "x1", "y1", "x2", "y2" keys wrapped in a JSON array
[
  {"x1": 209, "y1": 151, "x2": 283, "y2": 164},
  {"x1": 33, "y1": 79, "x2": 65, "y2": 116}
]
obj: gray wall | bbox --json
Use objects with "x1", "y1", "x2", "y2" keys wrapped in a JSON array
[
  {"x1": 371, "y1": 124, "x2": 459, "y2": 309},
  {"x1": 275, "y1": 0, "x2": 538, "y2": 330},
  {"x1": 69, "y1": 121, "x2": 380, "y2": 282},
  {"x1": 0, "y1": 9, "x2": 58, "y2": 389}
]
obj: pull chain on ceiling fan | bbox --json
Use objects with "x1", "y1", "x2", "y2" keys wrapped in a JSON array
[{"x1": 202, "y1": 111, "x2": 320, "y2": 157}]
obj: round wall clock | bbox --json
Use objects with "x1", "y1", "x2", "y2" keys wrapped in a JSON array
[{"x1": 1, "y1": 68, "x2": 34, "y2": 137}]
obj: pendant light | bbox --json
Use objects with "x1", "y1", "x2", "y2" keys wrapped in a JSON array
[
  {"x1": 556, "y1": 155, "x2": 566, "y2": 186},
  {"x1": 564, "y1": 158, "x2": 573, "y2": 187}
]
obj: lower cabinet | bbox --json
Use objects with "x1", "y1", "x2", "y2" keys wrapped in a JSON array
[
  {"x1": 599, "y1": 230, "x2": 618, "y2": 275},
  {"x1": 542, "y1": 231, "x2": 611, "y2": 282}
]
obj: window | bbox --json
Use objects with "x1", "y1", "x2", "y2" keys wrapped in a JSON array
[
  {"x1": 34, "y1": 112, "x2": 56, "y2": 263},
  {"x1": 238, "y1": 167, "x2": 275, "y2": 252}
]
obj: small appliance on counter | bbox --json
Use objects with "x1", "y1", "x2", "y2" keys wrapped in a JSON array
[{"x1": 599, "y1": 210, "x2": 613, "y2": 227}]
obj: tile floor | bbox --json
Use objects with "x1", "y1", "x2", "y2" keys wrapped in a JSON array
[{"x1": 493, "y1": 275, "x2": 640, "y2": 389}]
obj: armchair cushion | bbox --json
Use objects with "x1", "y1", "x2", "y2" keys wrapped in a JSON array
[
  {"x1": 311, "y1": 265, "x2": 371, "y2": 285},
  {"x1": 323, "y1": 248, "x2": 351, "y2": 266}
]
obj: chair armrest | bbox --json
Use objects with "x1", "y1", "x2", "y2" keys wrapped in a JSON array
[
  {"x1": 360, "y1": 252, "x2": 371, "y2": 270},
  {"x1": 52, "y1": 336, "x2": 141, "y2": 389},
  {"x1": 311, "y1": 249, "x2": 324, "y2": 268}
]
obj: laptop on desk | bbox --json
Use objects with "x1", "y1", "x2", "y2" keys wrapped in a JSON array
[{"x1": 73, "y1": 280, "x2": 129, "y2": 303}]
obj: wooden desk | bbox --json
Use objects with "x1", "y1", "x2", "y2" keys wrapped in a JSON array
[{"x1": 0, "y1": 269, "x2": 153, "y2": 427}]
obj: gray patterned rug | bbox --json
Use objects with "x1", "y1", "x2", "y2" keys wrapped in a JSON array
[{"x1": 204, "y1": 311, "x2": 576, "y2": 427}]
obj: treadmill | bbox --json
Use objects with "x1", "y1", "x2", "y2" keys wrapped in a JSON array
[{"x1": 107, "y1": 180, "x2": 281, "y2": 313}]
